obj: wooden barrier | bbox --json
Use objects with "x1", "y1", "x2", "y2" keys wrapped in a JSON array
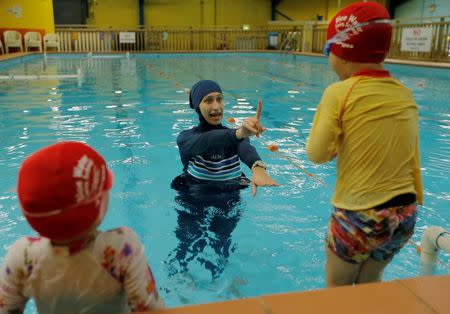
[
  {"x1": 51, "y1": 18, "x2": 450, "y2": 63},
  {"x1": 54, "y1": 26, "x2": 297, "y2": 53}
]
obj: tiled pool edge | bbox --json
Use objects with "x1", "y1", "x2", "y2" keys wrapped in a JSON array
[
  {"x1": 0, "y1": 52, "x2": 33, "y2": 61},
  {"x1": 287, "y1": 51, "x2": 450, "y2": 69},
  {"x1": 137, "y1": 275, "x2": 449, "y2": 314}
]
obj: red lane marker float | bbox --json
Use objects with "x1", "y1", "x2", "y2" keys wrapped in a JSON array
[
  {"x1": 227, "y1": 114, "x2": 328, "y2": 187},
  {"x1": 267, "y1": 145, "x2": 329, "y2": 188},
  {"x1": 406, "y1": 238, "x2": 450, "y2": 270},
  {"x1": 408, "y1": 239, "x2": 422, "y2": 254}
]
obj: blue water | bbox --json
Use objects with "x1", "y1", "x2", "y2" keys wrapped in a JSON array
[{"x1": 0, "y1": 53, "x2": 448, "y2": 310}]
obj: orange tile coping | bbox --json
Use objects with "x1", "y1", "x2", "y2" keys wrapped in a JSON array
[
  {"x1": 0, "y1": 52, "x2": 32, "y2": 61},
  {"x1": 136, "y1": 275, "x2": 449, "y2": 314},
  {"x1": 384, "y1": 58, "x2": 450, "y2": 69},
  {"x1": 289, "y1": 52, "x2": 450, "y2": 68},
  {"x1": 398, "y1": 275, "x2": 450, "y2": 314}
]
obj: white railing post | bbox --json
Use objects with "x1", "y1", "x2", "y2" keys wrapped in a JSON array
[{"x1": 302, "y1": 22, "x2": 313, "y2": 53}]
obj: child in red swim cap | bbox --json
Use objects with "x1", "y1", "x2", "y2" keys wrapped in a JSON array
[
  {"x1": 306, "y1": 2, "x2": 423, "y2": 287},
  {"x1": 0, "y1": 142, "x2": 164, "y2": 313}
]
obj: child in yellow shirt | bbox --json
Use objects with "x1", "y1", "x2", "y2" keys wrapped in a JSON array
[{"x1": 306, "y1": 1, "x2": 423, "y2": 287}]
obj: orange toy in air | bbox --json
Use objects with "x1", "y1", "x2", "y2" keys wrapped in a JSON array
[
  {"x1": 227, "y1": 117, "x2": 236, "y2": 123},
  {"x1": 268, "y1": 144, "x2": 278, "y2": 152}
]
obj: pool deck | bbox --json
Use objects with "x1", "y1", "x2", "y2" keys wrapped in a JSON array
[
  {"x1": 0, "y1": 52, "x2": 30, "y2": 61},
  {"x1": 1, "y1": 51, "x2": 450, "y2": 69},
  {"x1": 289, "y1": 51, "x2": 450, "y2": 68},
  {"x1": 137, "y1": 275, "x2": 449, "y2": 314},
  {"x1": 384, "y1": 58, "x2": 450, "y2": 69}
]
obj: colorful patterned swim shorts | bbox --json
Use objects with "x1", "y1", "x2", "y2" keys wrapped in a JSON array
[{"x1": 326, "y1": 203, "x2": 417, "y2": 264}]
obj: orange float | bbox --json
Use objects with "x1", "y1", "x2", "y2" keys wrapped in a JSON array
[{"x1": 416, "y1": 245, "x2": 422, "y2": 254}]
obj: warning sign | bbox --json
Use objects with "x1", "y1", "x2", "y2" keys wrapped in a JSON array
[
  {"x1": 401, "y1": 27, "x2": 432, "y2": 52},
  {"x1": 119, "y1": 32, "x2": 136, "y2": 44}
]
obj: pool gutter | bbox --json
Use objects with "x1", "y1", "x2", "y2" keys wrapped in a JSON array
[{"x1": 1, "y1": 51, "x2": 450, "y2": 69}]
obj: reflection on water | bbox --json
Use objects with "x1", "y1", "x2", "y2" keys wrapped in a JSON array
[{"x1": 166, "y1": 188, "x2": 243, "y2": 280}]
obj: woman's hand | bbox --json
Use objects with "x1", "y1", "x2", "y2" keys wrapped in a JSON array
[
  {"x1": 236, "y1": 100, "x2": 266, "y2": 139},
  {"x1": 251, "y1": 166, "x2": 279, "y2": 196}
]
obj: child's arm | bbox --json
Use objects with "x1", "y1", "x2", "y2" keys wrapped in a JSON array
[
  {"x1": 306, "y1": 86, "x2": 341, "y2": 164},
  {"x1": 0, "y1": 238, "x2": 29, "y2": 314},
  {"x1": 120, "y1": 228, "x2": 165, "y2": 311}
]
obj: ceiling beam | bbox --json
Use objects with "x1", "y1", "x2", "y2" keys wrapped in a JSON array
[{"x1": 271, "y1": 0, "x2": 284, "y2": 21}]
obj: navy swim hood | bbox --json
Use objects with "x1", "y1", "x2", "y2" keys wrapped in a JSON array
[{"x1": 189, "y1": 80, "x2": 222, "y2": 113}]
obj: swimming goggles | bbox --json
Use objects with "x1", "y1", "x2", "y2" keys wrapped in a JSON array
[{"x1": 323, "y1": 19, "x2": 391, "y2": 57}]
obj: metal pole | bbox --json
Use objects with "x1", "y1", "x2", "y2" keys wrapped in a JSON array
[
  {"x1": 139, "y1": 0, "x2": 144, "y2": 26},
  {"x1": 271, "y1": 0, "x2": 276, "y2": 20},
  {"x1": 200, "y1": 0, "x2": 204, "y2": 26},
  {"x1": 214, "y1": 0, "x2": 217, "y2": 26}
]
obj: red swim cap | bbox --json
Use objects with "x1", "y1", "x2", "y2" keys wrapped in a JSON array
[
  {"x1": 326, "y1": 1, "x2": 392, "y2": 63},
  {"x1": 18, "y1": 142, "x2": 113, "y2": 241}
]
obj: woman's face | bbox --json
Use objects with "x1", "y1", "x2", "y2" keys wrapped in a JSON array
[{"x1": 198, "y1": 92, "x2": 224, "y2": 125}]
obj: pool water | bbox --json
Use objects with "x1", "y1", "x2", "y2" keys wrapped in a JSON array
[{"x1": 0, "y1": 53, "x2": 448, "y2": 310}]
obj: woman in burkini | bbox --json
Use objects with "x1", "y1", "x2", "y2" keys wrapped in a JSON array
[{"x1": 172, "y1": 79, "x2": 278, "y2": 195}]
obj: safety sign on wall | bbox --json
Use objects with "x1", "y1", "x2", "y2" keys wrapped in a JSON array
[
  {"x1": 119, "y1": 32, "x2": 136, "y2": 44},
  {"x1": 401, "y1": 27, "x2": 432, "y2": 52},
  {"x1": 7, "y1": 5, "x2": 22, "y2": 18}
]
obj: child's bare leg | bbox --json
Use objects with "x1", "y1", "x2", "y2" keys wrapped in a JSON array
[
  {"x1": 355, "y1": 257, "x2": 389, "y2": 284},
  {"x1": 325, "y1": 246, "x2": 361, "y2": 287}
]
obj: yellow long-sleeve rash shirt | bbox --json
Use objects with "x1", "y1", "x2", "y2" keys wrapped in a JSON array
[{"x1": 306, "y1": 72, "x2": 423, "y2": 210}]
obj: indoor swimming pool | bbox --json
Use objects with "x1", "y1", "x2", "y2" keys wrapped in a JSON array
[{"x1": 0, "y1": 52, "x2": 448, "y2": 311}]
